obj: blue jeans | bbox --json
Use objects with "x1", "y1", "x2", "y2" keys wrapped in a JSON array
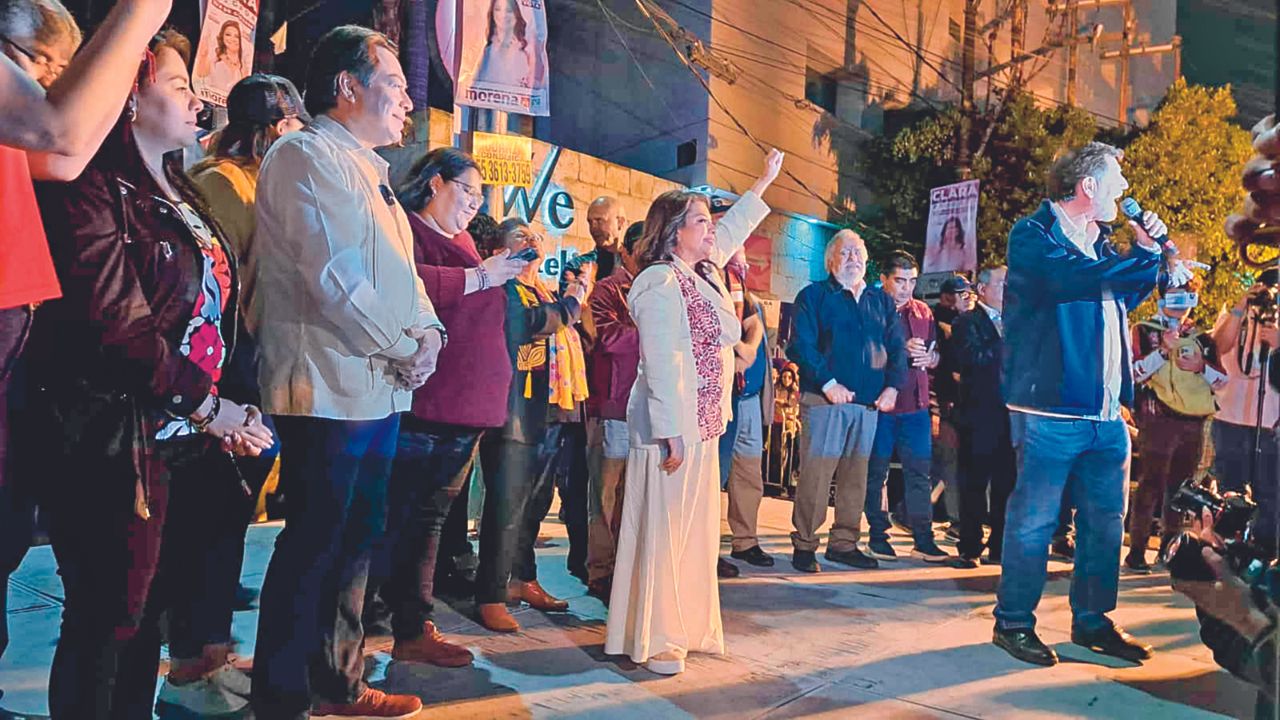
[
  {"x1": 865, "y1": 410, "x2": 934, "y2": 546},
  {"x1": 371, "y1": 418, "x2": 483, "y2": 641},
  {"x1": 720, "y1": 392, "x2": 764, "y2": 488},
  {"x1": 251, "y1": 415, "x2": 400, "y2": 720},
  {"x1": 995, "y1": 414, "x2": 1130, "y2": 632}
]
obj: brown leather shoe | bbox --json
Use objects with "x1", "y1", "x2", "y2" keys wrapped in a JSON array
[
  {"x1": 312, "y1": 687, "x2": 423, "y2": 718},
  {"x1": 519, "y1": 580, "x2": 569, "y2": 612},
  {"x1": 391, "y1": 621, "x2": 473, "y2": 667},
  {"x1": 477, "y1": 603, "x2": 521, "y2": 633},
  {"x1": 507, "y1": 580, "x2": 523, "y2": 606}
]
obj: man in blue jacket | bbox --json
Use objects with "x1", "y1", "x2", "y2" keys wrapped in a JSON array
[
  {"x1": 787, "y1": 230, "x2": 907, "y2": 573},
  {"x1": 993, "y1": 142, "x2": 1192, "y2": 667}
]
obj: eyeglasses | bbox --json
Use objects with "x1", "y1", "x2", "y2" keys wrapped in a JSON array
[
  {"x1": 448, "y1": 178, "x2": 484, "y2": 205},
  {"x1": 1, "y1": 36, "x2": 64, "y2": 79}
]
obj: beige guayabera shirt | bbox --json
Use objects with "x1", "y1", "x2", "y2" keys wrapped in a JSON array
[{"x1": 253, "y1": 115, "x2": 443, "y2": 420}]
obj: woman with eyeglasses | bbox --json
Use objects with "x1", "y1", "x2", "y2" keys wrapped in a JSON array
[
  {"x1": 26, "y1": 30, "x2": 273, "y2": 717},
  {"x1": 475, "y1": 218, "x2": 590, "y2": 633},
  {"x1": 361, "y1": 147, "x2": 529, "y2": 667},
  {"x1": 0, "y1": 0, "x2": 81, "y2": 703}
]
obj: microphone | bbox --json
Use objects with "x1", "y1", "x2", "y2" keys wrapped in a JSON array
[
  {"x1": 378, "y1": 184, "x2": 395, "y2": 207},
  {"x1": 1120, "y1": 197, "x2": 1176, "y2": 256}
]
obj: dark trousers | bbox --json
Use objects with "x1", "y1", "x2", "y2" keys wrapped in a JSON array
[
  {"x1": 371, "y1": 419, "x2": 483, "y2": 641},
  {"x1": 45, "y1": 438, "x2": 217, "y2": 719},
  {"x1": 434, "y1": 470, "x2": 476, "y2": 589},
  {"x1": 957, "y1": 412, "x2": 1016, "y2": 559},
  {"x1": 251, "y1": 415, "x2": 399, "y2": 720},
  {"x1": 866, "y1": 410, "x2": 935, "y2": 546},
  {"x1": 166, "y1": 423, "x2": 278, "y2": 659},
  {"x1": 1212, "y1": 419, "x2": 1280, "y2": 557},
  {"x1": 0, "y1": 305, "x2": 33, "y2": 671},
  {"x1": 476, "y1": 425, "x2": 563, "y2": 603},
  {"x1": 556, "y1": 422, "x2": 590, "y2": 575},
  {"x1": 1127, "y1": 414, "x2": 1204, "y2": 560}
]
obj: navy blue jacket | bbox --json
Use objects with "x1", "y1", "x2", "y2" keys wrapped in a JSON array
[
  {"x1": 1002, "y1": 201, "x2": 1162, "y2": 415},
  {"x1": 787, "y1": 277, "x2": 908, "y2": 402}
]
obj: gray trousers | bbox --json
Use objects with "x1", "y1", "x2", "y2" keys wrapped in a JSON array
[{"x1": 790, "y1": 394, "x2": 879, "y2": 553}]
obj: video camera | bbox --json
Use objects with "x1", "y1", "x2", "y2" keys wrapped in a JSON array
[
  {"x1": 1247, "y1": 283, "x2": 1280, "y2": 326},
  {"x1": 1165, "y1": 476, "x2": 1269, "y2": 586}
]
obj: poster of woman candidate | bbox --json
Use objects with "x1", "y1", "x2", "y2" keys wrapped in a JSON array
[
  {"x1": 192, "y1": 0, "x2": 257, "y2": 107},
  {"x1": 450, "y1": 0, "x2": 550, "y2": 116},
  {"x1": 922, "y1": 179, "x2": 979, "y2": 274}
]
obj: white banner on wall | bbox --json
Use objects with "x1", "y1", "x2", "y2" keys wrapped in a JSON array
[
  {"x1": 922, "y1": 179, "x2": 979, "y2": 275},
  {"x1": 192, "y1": 0, "x2": 258, "y2": 108},
  {"x1": 446, "y1": 0, "x2": 550, "y2": 116}
]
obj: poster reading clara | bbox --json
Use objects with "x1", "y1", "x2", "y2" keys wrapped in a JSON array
[
  {"x1": 922, "y1": 179, "x2": 980, "y2": 274},
  {"x1": 192, "y1": 0, "x2": 258, "y2": 108},
  {"x1": 451, "y1": 0, "x2": 550, "y2": 116}
]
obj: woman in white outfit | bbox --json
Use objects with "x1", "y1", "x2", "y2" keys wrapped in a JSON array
[{"x1": 606, "y1": 150, "x2": 782, "y2": 675}]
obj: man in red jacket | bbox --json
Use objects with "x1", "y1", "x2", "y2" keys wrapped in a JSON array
[{"x1": 583, "y1": 222, "x2": 644, "y2": 602}]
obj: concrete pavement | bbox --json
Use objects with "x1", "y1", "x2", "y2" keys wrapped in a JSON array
[{"x1": 0, "y1": 495, "x2": 1257, "y2": 719}]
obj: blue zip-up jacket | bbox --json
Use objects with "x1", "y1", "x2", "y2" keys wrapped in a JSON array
[
  {"x1": 1002, "y1": 200, "x2": 1162, "y2": 416},
  {"x1": 787, "y1": 277, "x2": 908, "y2": 402}
]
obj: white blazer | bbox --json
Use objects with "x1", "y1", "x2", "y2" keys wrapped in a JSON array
[{"x1": 626, "y1": 190, "x2": 770, "y2": 446}]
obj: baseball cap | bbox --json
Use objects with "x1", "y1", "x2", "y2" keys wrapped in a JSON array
[{"x1": 940, "y1": 275, "x2": 972, "y2": 294}]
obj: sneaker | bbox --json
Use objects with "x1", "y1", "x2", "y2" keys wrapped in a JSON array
[
  {"x1": 865, "y1": 539, "x2": 899, "y2": 561},
  {"x1": 312, "y1": 687, "x2": 423, "y2": 719},
  {"x1": 824, "y1": 546, "x2": 879, "y2": 569},
  {"x1": 1050, "y1": 537, "x2": 1076, "y2": 561},
  {"x1": 730, "y1": 545, "x2": 776, "y2": 567},
  {"x1": 911, "y1": 542, "x2": 950, "y2": 563},
  {"x1": 157, "y1": 664, "x2": 251, "y2": 715}
]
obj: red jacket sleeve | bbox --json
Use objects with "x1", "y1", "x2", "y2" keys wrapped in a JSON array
[{"x1": 590, "y1": 281, "x2": 639, "y2": 356}]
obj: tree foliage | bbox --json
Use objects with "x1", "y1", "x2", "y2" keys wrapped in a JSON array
[
  {"x1": 857, "y1": 91, "x2": 1096, "y2": 266},
  {"x1": 1119, "y1": 79, "x2": 1255, "y2": 325}
]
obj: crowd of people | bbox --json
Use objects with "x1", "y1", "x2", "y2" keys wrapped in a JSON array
[{"x1": 2, "y1": 1, "x2": 1280, "y2": 719}]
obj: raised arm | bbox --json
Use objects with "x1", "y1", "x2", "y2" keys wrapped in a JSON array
[
  {"x1": 0, "y1": 0, "x2": 171, "y2": 155},
  {"x1": 708, "y1": 149, "x2": 781, "y2": 267}
]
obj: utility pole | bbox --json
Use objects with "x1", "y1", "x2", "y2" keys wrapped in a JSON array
[
  {"x1": 1118, "y1": 1, "x2": 1133, "y2": 123},
  {"x1": 957, "y1": 0, "x2": 978, "y2": 178},
  {"x1": 1066, "y1": 0, "x2": 1079, "y2": 105},
  {"x1": 1010, "y1": 0, "x2": 1028, "y2": 86}
]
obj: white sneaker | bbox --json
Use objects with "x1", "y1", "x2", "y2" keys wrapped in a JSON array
[{"x1": 157, "y1": 664, "x2": 251, "y2": 715}]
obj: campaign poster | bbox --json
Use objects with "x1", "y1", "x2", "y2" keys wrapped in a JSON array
[
  {"x1": 922, "y1": 179, "x2": 979, "y2": 274},
  {"x1": 452, "y1": 0, "x2": 550, "y2": 116},
  {"x1": 192, "y1": 0, "x2": 258, "y2": 108}
]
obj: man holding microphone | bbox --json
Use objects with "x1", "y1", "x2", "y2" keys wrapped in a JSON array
[{"x1": 993, "y1": 142, "x2": 1192, "y2": 667}]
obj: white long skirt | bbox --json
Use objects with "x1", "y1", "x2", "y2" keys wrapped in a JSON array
[{"x1": 604, "y1": 438, "x2": 724, "y2": 663}]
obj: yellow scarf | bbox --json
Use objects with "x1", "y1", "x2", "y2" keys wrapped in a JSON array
[{"x1": 514, "y1": 282, "x2": 589, "y2": 411}]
